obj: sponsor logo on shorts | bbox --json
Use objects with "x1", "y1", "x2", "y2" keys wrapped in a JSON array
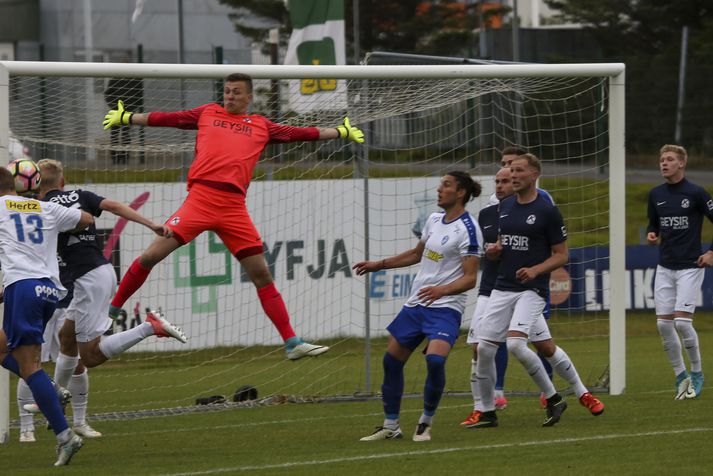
[
  {"x1": 170, "y1": 216, "x2": 181, "y2": 225},
  {"x1": 35, "y1": 284, "x2": 60, "y2": 300},
  {"x1": 5, "y1": 199, "x2": 41, "y2": 213},
  {"x1": 437, "y1": 331, "x2": 451, "y2": 337}
]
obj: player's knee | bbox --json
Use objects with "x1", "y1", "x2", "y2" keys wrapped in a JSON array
[
  {"x1": 505, "y1": 336, "x2": 529, "y2": 359},
  {"x1": 425, "y1": 354, "x2": 446, "y2": 373},
  {"x1": 534, "y1": 340, "x2": 556, "y2": 358}
]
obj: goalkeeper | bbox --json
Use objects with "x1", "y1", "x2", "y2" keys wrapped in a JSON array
[{"x1": 103, "y1": 72, "x2": 364, "y2": 360}]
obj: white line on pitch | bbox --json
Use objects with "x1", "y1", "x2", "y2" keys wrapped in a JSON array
[{"x1": 155, "y1": 427, "x2": 712, "y2": 476}]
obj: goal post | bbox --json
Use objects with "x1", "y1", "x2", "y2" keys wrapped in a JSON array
[{"x1": 0, "y1": 61, "x2": 625, "y2": 441}]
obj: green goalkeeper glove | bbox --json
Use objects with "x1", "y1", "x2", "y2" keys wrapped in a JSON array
[
  {"x1": 103, "y1": 100, "x2": 134, "y2": 130},
  {"x1": 336, "y1": 117, "x2": 364, "y2": 143}
]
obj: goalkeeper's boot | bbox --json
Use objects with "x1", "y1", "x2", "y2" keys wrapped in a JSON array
[
  {"x1": 412, "y1": 423, "x2": 432, "y2": 442},
  {"x1": 19, "y1": 429, "x2": 36, "y2": 443},
  {"x1": 675, "y1": 371, "x2": 692, "y2": 400},
  {"x1": 579, "y1": 392, "x2": 604, "y2": 416},
  {"x1": 73, "y1": 423, "x2": 102, "y2": 438},
  {"x1": 688, "y1": 371, "x2": 704, "y2": 398},
  {"x1": 146, "y1": 308, "x2": 187, "y2": 343},
  {"x1": 542, "y1": 394, "x2": 568, "y2": 427},
  {"x1": 460, "y1": 410, "x2": 482, "y2": 427},
  {"x1": 285, "y1": 337, "x2": 329, "y2": 360},
  {"x1": 24, "y1": 384, "x2": 72, "y2": 415},
  {"x1": 359, "y1": 426, "x2": 403, "y2": 441},
  {"x1": 54, "y1": 432, "x2": 83, "y2": 466}
]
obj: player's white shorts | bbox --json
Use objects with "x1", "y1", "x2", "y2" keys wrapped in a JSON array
[
  {"x1": 41, "y1": 307, "x2": 68, "y2": 363},
  {"x1": 468, "y1": 293, "x2": 551, "y2": 344},
  {"x1": 65, "y1": 263, "x2": 116, "y2": 342},
  {"x1": 477, "y1": 289, "x2": 546, "y2": 343},
  {"x1": 654, "y1": 265, "x2": 704, "y2": 315},
  {"x1": 466, "y1": 295, "x2": 489, "y2": 344}
]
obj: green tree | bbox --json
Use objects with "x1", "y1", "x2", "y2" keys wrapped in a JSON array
[
  {"x1": 545, "y1": 0, "x2": 713, "y2": 156},
  {"x1": 220, "y1": 1, "x2": 507, "y2": 60}
]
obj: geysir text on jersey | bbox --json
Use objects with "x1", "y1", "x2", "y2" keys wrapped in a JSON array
[
  {"x1": 501, "y1": 234, "x2": 530, "y2": 251},
  {"x1": 660, "y1": 216, "x2": 689, "y2": 230},
  {"x1": 212, "y1": 119, "x2": 253, "y2": 137}
]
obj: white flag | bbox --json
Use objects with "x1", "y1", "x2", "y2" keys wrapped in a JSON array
[{"x1": 284, "y1": 0, "x2": 347, "y2": 113}]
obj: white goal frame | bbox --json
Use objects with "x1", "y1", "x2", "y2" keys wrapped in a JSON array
[{"x1": 0, "y1": 61, "x2": 626, "y2": 444}]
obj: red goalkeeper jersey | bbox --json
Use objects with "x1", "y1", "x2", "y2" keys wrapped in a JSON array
[{"x1": 148, "y1": 104, "x2": 320, "y2": 194}]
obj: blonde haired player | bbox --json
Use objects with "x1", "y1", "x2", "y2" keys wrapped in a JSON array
[
  {"x1": 21, "y1": 160, "x2": 187, "y2": 434},
  {"x1": 647, "y1": 144, "x2": 713, "y2": 399}
]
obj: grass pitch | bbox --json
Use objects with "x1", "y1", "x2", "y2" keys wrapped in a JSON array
[{"x1": 4, "y1": 311, "x2": 713, "y2": 475}]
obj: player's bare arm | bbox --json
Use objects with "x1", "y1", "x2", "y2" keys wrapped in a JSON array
[
  {"x1": 516, "y1": 241, "x2": 568, "y2": 284},
  {"x1": 99, "y1": 198, "x2": 172, "y2": 238},
  {"x1": 70, "y1": 211, "x2": 95, "y2": 233},
  {"x1": 417, "y1": 255, "x2": 480, "y2": 306},
  {"x1": 353, "y1": 241, "x2": 425, "y2": 275}
]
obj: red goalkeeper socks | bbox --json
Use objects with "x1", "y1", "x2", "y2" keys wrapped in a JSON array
[
  {"x1": 257, "y1": 283, "x2": 296, "y2": 342},
  {"x1": 112, "y1": 258, "x2": 152, "y2": 309}
]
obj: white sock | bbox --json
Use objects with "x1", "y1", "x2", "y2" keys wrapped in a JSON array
[
  {"x1": 98, "y1": 322, "x2": 153, "y2": 359},
  {"x1": 494, "y1": 389, "x2": 505, "y2": 399},
  {"x1": 469, "y1": 358, "x2": 481, "y2": 411},
  {"x1": 69, "y1": 370, "x2": 89, "y2": 426},
  {"x1": 383, "y1": 418, "x2": 399, "y2": 430},
  {"x1": 507, "y1": 337, "x2": 556, "y2": 398},
  {"x1": 657, "y1": 319, "x2": 686, "y2": 376},
  {"x1": 547, "y1": 346, "x2": 588, "y2": 398},
  {"x1": 476, "y1": 341, "x2": 499, "y2": 412},
  {"x1": 16, "y1": 378, "x2": 35, "y2": 432},
  {"x1": 54, "y1": 353, "x2": 80, "y2": 389},
  {"x1": 675, "y1": 318, "x2": 701, "y2": 373},
  {"x1": 418, "y1": 414, "x2": 433, "y2": 426},
  {"x1": 57, "y1": 428, "x2": 72, "y2": 444}
]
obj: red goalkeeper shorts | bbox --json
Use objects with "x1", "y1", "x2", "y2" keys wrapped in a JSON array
[{"x1": 166, "y1": 182, "x2": 263, "y2": 259}]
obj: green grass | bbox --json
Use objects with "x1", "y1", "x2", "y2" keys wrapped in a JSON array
[{"x1": 5, "y1": 311, "x2": 713, "y2": 474}]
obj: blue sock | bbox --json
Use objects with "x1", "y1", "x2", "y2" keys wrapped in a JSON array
[
  {"x1": 285, "y1": 337, "x2": 302, "y2": 349},
  {"x1": 26, "y1": 370, "x2": 69, "y2": 436},
  {"x1": 539, "y1": 353, "x2": 554, "y2": 380},
  {"x1": 381, "y1": 352, "x2": 405, "y2": 419},
  {"x1": 495, "y1": 343, "x2": 509, "y2": 390},
  {"x1": 423, "y1": 354, "x2": 447, "y2": 417},
  {"x1": 1, "y1": 354, "x2": 21, "y2": 376}
]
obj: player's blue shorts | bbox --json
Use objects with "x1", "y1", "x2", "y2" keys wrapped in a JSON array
[
  {"x1": 2, "y1": 278, "x2": 60, "y2": 351},
  {"x1": 387, "y1": 305, "x2": 462, "y2": 351}
]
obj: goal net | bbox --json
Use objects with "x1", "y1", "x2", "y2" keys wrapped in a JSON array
[{"x1": 0, "y1": 61, "x2": 625, "y2": 437}]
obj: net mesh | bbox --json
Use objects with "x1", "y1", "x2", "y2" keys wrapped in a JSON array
[{"x1": 6, "y1": 70, "x2": 612, "y2": 415}]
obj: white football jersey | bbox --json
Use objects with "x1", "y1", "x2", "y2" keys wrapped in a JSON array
[
  {"x1": 0, "y1": 195, "x2": 81, "y2": 293},
  {"x1": 404, "y1": 211, "x2": 483, "y2": 313}
]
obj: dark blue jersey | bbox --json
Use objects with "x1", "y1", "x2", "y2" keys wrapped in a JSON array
[
  {"x1": 477, "y1": 204, "x2": 500, "y2": 296},
  {"x1": 494, "y1": 194, "x2": 567, "y2": 296},
  {"x1": 43, "y1": 189, "x2": 110, "y2": 281},
  {"x1": 647, "y1": 178, "x2": 713, "y2": 270}
]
